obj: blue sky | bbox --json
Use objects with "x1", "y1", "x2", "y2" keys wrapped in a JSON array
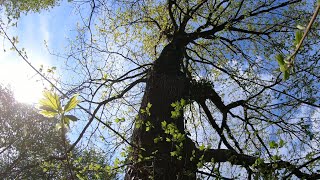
[
  {"x1": 0, "y1": 0, "x2": 104, "y2": 147},
  {"x1": 0, "y1": 0, "x2": 76, "y2": 104},
  {"x1": 0, "y1": 1, "x2": 133, "y2": 152}
]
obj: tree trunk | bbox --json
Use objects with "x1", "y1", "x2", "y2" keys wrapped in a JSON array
[{"x1": 125, "y1": 39, "x2": 197, "y2": 180}]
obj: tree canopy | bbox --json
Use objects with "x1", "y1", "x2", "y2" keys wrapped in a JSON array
[
  {"x1": 1, "y1": 0, "x2": 320, "y2": 179},
  {"x1": 0, "y1": 85, "x2": 116, "y2": 179},
  {"x1": 1, "y1": 0, "x2": 62, "y2": 19}
]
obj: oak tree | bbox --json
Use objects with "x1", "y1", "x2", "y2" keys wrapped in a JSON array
[{"x1": 3, "y1": 0, "x2": 320, "y2": 179}]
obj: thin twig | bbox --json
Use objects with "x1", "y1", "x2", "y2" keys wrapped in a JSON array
[{"x1": 287, "y1": 3, "x2": 320, "y2": 64}]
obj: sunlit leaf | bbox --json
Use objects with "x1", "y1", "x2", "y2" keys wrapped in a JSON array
[
  {"x1": 38, "y1": 104, "x2": 58, "y2": 117},
  {"x1": 297, "y1": 25, "x2": 305, "y2": 30},
  {"x1": 39, "y1": 90, "x2": 61, "y2": 112},
  {"x1": 39, "y1": 105, "x2": 56, "y2": 112},
  {"x1": 64, "y1": 94, "x2": 79, "y2": 112},
  {"x1": 39, "y1": 109, "x2": 57, "y2": 117}
]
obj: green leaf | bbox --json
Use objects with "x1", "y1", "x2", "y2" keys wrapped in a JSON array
[
  {"x1": 161, "y1": 121, "x2": 167, "y2": 128},
  {"x1": 297, "y1": 25, "x2": 305, "y2": 30},
  {"x1": 276, "y1": 54, "x2": 285, "y2": 65},
  {"x1": 280, "y1": 65, "x2": 287, "y2": 73},
  {"x1": 171, "y1": 102, "x2": 177, "y2": 107},
  {"x1": 272, "y1": 155, "x2": 281, "y2": 161},
  {"x1": 115, "y1": 118, "x2": 125, "y2": 123},
  {"x1": 39, "y1": 110, "x2": 57, "y2": 117},
  {"x1": 64, "y1": 94, "x2": 79, "y2": 112},
  {"x1": 154, "y1": 137, "x2": 160, "y2": 143},
  {"x1": 39, "y1": 91, "x2": 61, "y2": 112},
  {"x1": 39, "y1": 105, "x2": 58, "y2": 117},
  {"x1": 180, "y1": 98, "x2": 186, "y2": 106},
  {"x1": 279, "y1": 139, "x2": 285, "y2": 148},
  {"x1": 39, "y1": 105, "x2": 57, "y2": 112},
  {"x1": 269, "y1": 140, "x2": 278, "y2": 149},
  {"x1": 171, "y1": 111, "x2": 181, "y2": 119},
  {"x1": 306, "y1": 152, "x2": 314, "y2": 160},
  {"x1": 145, "y1": 102, "x2": 152, "y2": 115},
  {"x1": 253, "y1": 158, "x2": 264, "y2": 167},
  {"x1": 65, "y1": 115, "x2": 79, "y2": 121},
  {"x1": 63, "y1": 116, "x2": 70, "y2": 127},
  {"x1": 295, "y1": 30, "x2": 303, "y2": 47},
  {"x1": 170, "y1": 151, "x2": 177, "y2": 157},
  {"x1": 283, "y1": 70, "x2": 290, "y2": 80},
  {"x1": 197, "y1": 161, "x2": 204, "y2": 168},
  {"x1": 275, "y1": 54, "x2": 288, "y2": 73},
  {"x1": 120, "y1": 151, "x2": 126, "y2": 157},
  {"x1": 102, "y1": 73, "x2": 108, "y2": 80},
  {"x1": 114, "y1": 158, "x2": 120, "y2": 168},
  {"x1": 76, "y1": 174, "x2": 85, "y2": 180},
  {"x1": 199, "y1": 144, "x2": 205, "y2": 151}
]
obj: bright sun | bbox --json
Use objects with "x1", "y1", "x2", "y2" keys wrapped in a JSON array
[{"x1": 0, "y1": 60, "x2": 47, "y2": 105}]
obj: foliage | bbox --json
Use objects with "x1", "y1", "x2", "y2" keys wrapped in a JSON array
[
  {"x1": 275, "y1": 2, "x2": 320, "y2": 80},
  {"x1": 0, "y1": 85, "x2": 116, "y2": 179},
  {"x1": 0, "y1": 0, "x2": 63, "y2": 19},
  {"x1": 0, "y1": 85, "x2": 63, "y2": 178},
  {"x1": 38, "y1": 90, "x2": 79, "y2": 129}
]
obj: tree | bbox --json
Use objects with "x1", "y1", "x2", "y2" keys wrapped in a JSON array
[
  {"x1": 2, "y1": 0, "x2": 320, "y2": 179},
  {"x1": 0, "y1": 85, "x2": 117, "y2": 179},
  {"x1": 0, "y1": 85, "x2": 63, "y2": 179},
  {"x1": 0, "y1": 0, "x2": 62, "y2": 19}
]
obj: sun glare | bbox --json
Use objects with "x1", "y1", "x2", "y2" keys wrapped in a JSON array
[{"x1": 0, "y1": 60, "x2": 48, "y2": 105}]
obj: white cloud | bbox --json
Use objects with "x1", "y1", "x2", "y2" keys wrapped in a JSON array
[{"x1": 39, "y1": 15, "x2": 50, "y2": 43}]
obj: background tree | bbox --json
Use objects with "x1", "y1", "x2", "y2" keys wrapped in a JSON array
[
  {"x1": 0, "y1": 85, "x2": 63, "y2": 179},
  {"x1": 0, "y1": 0, "x2": 63, "y2": 19},
  {"x1": 2, "y1": 0, "x2": 320, "y2": 179},
  {"x1": 0, "y1": 85, "x2": 117, "y2": 179}
]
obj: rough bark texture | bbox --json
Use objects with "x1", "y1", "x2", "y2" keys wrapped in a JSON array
[{"x1": 125, "y1": 38, "x2": 197, "y2": 180}]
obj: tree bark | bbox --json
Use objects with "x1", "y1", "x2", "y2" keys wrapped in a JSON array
[{"x1": 125, "y1": 38, "x2": 197, "y2": 180}]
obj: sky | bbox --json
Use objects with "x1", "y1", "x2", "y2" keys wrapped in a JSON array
[
  {"x1": 0, "y1": 0, "x2": 75, "y2": 104},
  {"x1": 0, "y1": 1, "x2": 129, "y2": 152}
]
